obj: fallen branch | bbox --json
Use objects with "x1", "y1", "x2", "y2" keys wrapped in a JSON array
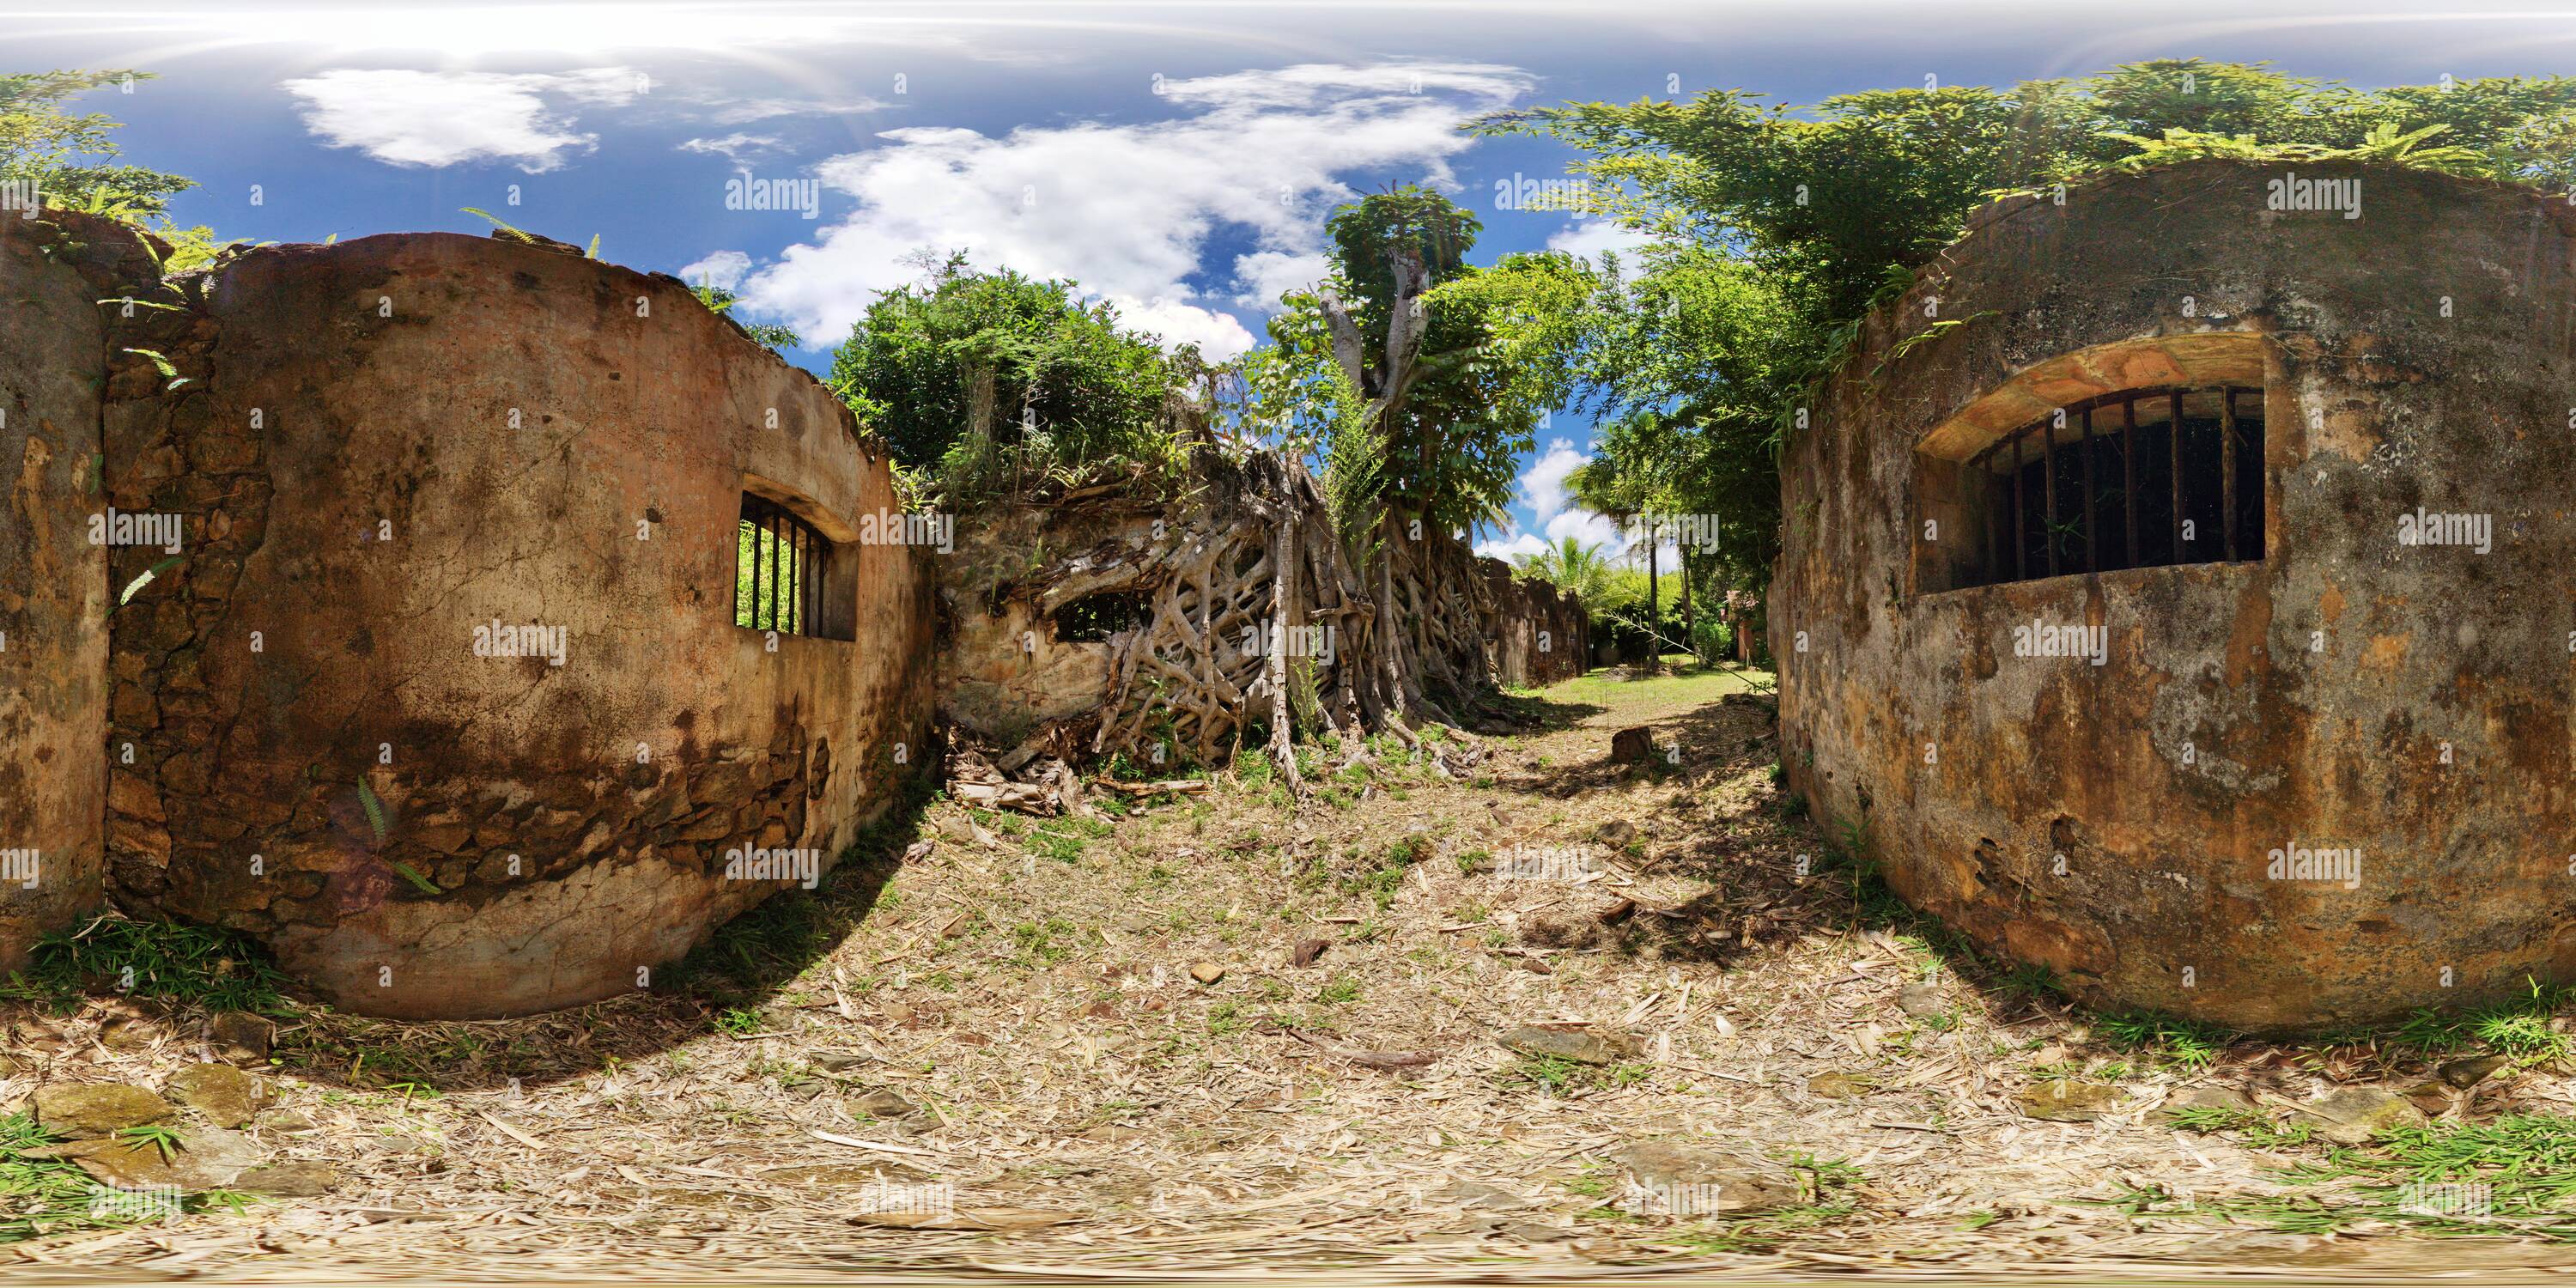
[{"x1": 1282, "y1": 1026, "x2": 1437, "y2": 1071}]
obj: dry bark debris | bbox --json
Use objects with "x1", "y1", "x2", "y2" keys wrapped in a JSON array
[{"x1": 15, "y1": 672, "x2": 2573, "y2": 1279}]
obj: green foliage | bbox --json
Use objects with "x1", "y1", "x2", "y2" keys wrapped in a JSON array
[
  {"x1": 1, "y1": 914, "x2": 293, "y2": 1014},
  {"x1": 1246, "y1": 186, "x2": 1589, "y2": 537},
  {"x1": 0, "y1": 70, "x2": 192, "y2": 216},
  {"x1": 1513, "y1": 536, "x2": 1637, "y2": 620},
  {"x1": 1480, "y1": 59, "x2": 2576, "y2": 597},
  {"x1": 825, "y1": 252, "x2": 1194, "y2": 507},
  {"x1": 690, "y1": 279, "x2": 803, "y2": 353}
]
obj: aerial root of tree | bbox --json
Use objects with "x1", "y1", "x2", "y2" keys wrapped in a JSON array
[{"x1": 1059, "y1": 451, "x2": 1498, "y2": 799}]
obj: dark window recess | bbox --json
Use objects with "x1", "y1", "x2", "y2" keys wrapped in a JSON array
[
  {"x1": 736, "y1": 494, "x2": 827, "y2": 635},
  {"x1": 1055, "y1": 592, "x2": 1147, "y2": 643},
  {"x1": 1959, "y1": 386, "x2": 2263, "y2": 589}
]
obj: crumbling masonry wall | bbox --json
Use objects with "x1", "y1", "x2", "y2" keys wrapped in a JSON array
[
  {"x1": 6, "y1": 211, "x2": 936, "y2": 1017},
  {"x1": 939, "y1": 451, "x2": 1587, "y2": 765},
  {"x1": 1773, "y1": 160, "x2": 2576, "y2": 1030},
  {"x1": 0, "y1": 212, "x2": 109, "y2": 974}
]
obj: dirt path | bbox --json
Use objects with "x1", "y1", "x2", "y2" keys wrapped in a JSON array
[{"x1": 7, "y1": 666, "x2": 2576, "y2": 1281}]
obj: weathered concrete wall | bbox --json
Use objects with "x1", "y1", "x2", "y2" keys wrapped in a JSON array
[
  {"x1": 1479, "y1": 558, "x2": 1588, "y2": 689},
  {"x1": 0, "y1": 214, "x2": 111, "y2": 970},
  {"x1": 1774, "y1": 161, "x2": 2576, "y2": 1030},
  {"x1": 939, "y1": 452, "x2": 1589, "y2": 759},
  {"x1": 35, "y1": 215, "x2": 933, "y2": 1017}
]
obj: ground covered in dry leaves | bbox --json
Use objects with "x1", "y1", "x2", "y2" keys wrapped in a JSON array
[{"x1": 10, "y1": 665, "x2": 2576, "y2": 1283}]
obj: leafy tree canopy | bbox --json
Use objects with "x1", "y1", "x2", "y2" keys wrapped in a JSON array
[
  {"x1": 0, "y1": 70, "x2": 193, "y2": 216},
  {"x1": 827, "y1": 252, "x2": 1196, "y2": 501}
]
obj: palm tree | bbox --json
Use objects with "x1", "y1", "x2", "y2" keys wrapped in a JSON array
[
  {"x1": 1513, "y1": 536, "x2": 1634, "y2": 616},
  {"x1": 1566, "y1": 422, "x2": 1666, "y2": 669}
]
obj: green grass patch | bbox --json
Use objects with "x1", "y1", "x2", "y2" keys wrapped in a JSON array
[{"x1": 0, "y1": 915, "x2": 293, "y2": 1014}]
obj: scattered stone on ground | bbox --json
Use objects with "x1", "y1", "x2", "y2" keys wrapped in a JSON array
[
  {"x1": 236, "y1": 1160, "x2": 340, "y2": 1197},
  {"x1": 1897, "y1": 981, "x2": 1945, "y2": 1019},
  {"x1": 1613, "y1": 1140, "x2": 1800, "y2": 1214},
  {"x1": 1607, "y1": 726, "x2": 1658, "y2": 764},
  {"x1": 1189, "y1": 962, "x2": 1226, "y2": 985},
  {"x1": 2293, "y1": 1086, "x2": 2428, "y2": 1145},
  {"x1": 2016, "y1": 1079, "x2": 2126, "y2": 1122},
  {"x1": 64, "y1": 1125, "x2": 263, "y2": 1191},
  {"x1": 1807, "y1": 1071, "x2": 1871, "y2": 1099},
  {"x1": 165, "y1": 1063, "x2": 267, "y2": 1128},
  {"x1": 2155, "y1": 1084, "x2": 2257, "y2": 1126},
  {"x1": 2439, "y1": 1053, "x2": 2512, "y2": 1089},
  {"x1": 1498, "y1": 1024, "x2": 1632, "y2": 1066},
  {"x1": 33, "y1": 1083, "x2": 175, "y2": 1138},
  {"x1": 208, "y1": 1012, "x2": 273, "y2": 1062}
]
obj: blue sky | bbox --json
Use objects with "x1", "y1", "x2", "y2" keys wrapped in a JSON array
[{"x1": 15, "y1": 0, "x2": 2576, "y2": 561}]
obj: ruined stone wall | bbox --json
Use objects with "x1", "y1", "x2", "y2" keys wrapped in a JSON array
[
  {"x1": 0, "y1": 213, "x2": 111, "y2": 971},
  {"x1": 1478, "y1": 558, "x2": 1588, "y2": 690},
  {"x1": 1773, "y1": 160, "x2": 2576, "y2": 1030},
  {"x1": 939, "y1": 450, "x2": 1589, "y2": 762},
  {"x1": 15, "y1": 212, "x2": 936, "y2": 1018}
]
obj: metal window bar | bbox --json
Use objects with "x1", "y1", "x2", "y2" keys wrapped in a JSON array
[
  {"x1": 2079, "y1": 406, "x2": 2097, "y2": 574},
  {"x1": 738, "y1": 495, "x2": 827, "y2": 636},
  {"x1": 2169, "y1": 391, "x2": 2184, "y2": 561},
  {"x1": 2221, "y1": 387, "x2": 2239, "y2": 562},
  {"x1": 2120, "y1": 395, "x2": 2138, "y2": 571},
  {"x1": 1962, "y1": 385, "x2": 2263, "y2": 587}
]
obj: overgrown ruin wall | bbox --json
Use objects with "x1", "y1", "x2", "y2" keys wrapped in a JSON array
[
  {"x1": 7, "y1": 212, "x2": 935, "y2": 1017},
  {"x1": 0, "y1": 213, "x2": 109, "y2": 974},
  {"x1": 1774, "y1": 160, "x2": 2576, "y2": 1030},
  {"x1": 939, "y1": 451, "x2": 1587, "y2": 766}
]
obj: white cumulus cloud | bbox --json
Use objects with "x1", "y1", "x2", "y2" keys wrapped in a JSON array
[
  {"x1": 678, "y1": 250, "x2": 753, "y2": 291},
  {"x1": 1519, "y1": 437, "x2": 1588, "y2": 524},
  {"x1": 283, "y1": 67, "x2": 647, "y2": 172},
  {"x1": 733, "y1": 61, "x2": 1532, "y2": 361},
  {"x1": 1546, "y1": 219, "x2": 1659, "y2": 264}
]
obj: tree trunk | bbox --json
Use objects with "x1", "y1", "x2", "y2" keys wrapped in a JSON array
[{"x1": 1643, "y1": 523, "x2": 1659, "y2": 674}]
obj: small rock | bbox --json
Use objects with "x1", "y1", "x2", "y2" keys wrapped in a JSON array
[
  {"x1": 2439, "y1": 1053, "x2": 2512, "y2": 1089},
  {"x1": 1613, "y1": 1140, "x2": 1800, "y2": 1214},
  {"x1": 1444, "y1": 1178, "x2": 1536, "y2": 1211},
  {"x1": 2293, "y1": 1087, "x2": 2425, "y2": 1145},
  {"x1": 34, "y1": 1084, "x2": 175, "y2": 1139},
  {"x1": 237, "y1": 1160, "x2": 338, "y2": 1197},
  {"x1": 209, "y1": 1012, "x2": 273, "y2": 1062},
  {"x1": 2016, "y1": 1080, "x2": 2125, "y2": 1122},
  {"x1": 258, "y1": 1109, "x2": 318, "y2": 1133},
  {"x1": 1897, "y1": 982, "x2": 1945, "y2": 1020},
  {"x1": 1607, "y1": 726, "x2": 1658, "y2": 765},
  {"x1": 1498, "y1": 1025, "x2": 1634, "y2": 1066},
  {"x1": 850, "y1": 1088, "x2": 919, "y2": 1120},
  {"x1": 1289, "y1": 939, "x2": 1329, "y2": 969},
  {"x1": 1807, "y1": 1071, "x2": 1871, "y2": 1100},
  {"x1": 1188, "y1": 962, "x2": 1225, "y2": 986},
  {"x1": 67, "y1": 1125, "x2": 262, "y2": 1191},
  {"x1": 2401, "y1": 1080, "x2": 2455, "y2": 1115},
  {"x1": 2155, "y1": 1084, "x2": 2257, "y2": 1127},
  {"x1": 165, "y1": 1064, "x2": 267, "y2": 1129}
]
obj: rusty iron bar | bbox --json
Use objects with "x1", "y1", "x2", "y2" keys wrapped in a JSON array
[
  {"x1": 748, "y1": 508, "x2": 765, "y2": 629},
  {"x1": 2041, "y1": 417, "x2": 2058, "y2": 577},
  {"x1": 2011, "y1": 432, "x2": 2026, "y2": 582},
  {"x1": 2221, "y1": 386, "x2": 2239, "y2": 562},
  {"x1": 2080, "y1": 406, "x2": 2097, "y2": 574},
  {"x1": 2169, "y1": 391, "x2": 2184, "y2": 562},
  {"x1": 2121, "y1": 395, "x2": 2138, "y2": 570}
]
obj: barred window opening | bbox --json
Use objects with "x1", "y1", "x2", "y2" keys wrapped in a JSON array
[
  {"x1": 736, "y1": 494, "x2": 828, "y2": 636},
  {"x1": 1945, "y1": 385, "x2": 2264, "y2": 591}
]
